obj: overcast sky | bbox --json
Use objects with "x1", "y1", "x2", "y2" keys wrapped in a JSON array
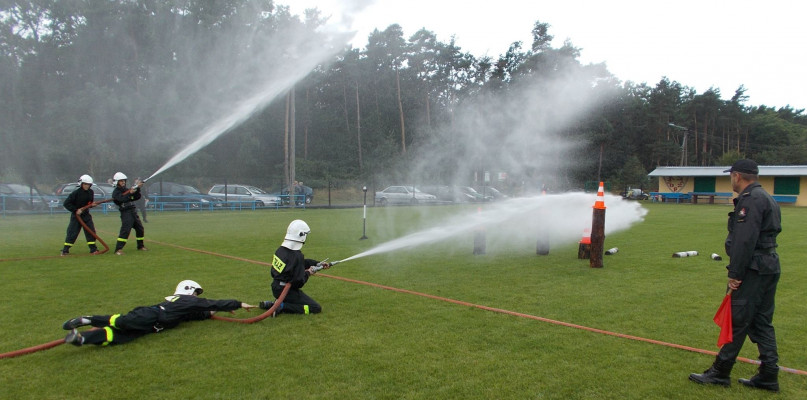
[{"x1": 286, "y1": 0, "x2": 806, "y2": 110}]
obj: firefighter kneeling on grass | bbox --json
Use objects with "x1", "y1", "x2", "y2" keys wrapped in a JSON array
[
  {"x1": 111, "y1": 172, "x2": 147, "y2": 255},
  {"x1": 259, "y1": 220, "x2": 331, "y2": 316}
]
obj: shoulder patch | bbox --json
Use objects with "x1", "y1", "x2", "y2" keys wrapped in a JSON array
[{"x1": 272, "y1": 254, "x2": 286, "y2": 273}]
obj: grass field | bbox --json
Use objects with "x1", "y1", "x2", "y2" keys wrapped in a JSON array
[{"x1": 1, "y1": 201, "x2": 805, "y2": 399}]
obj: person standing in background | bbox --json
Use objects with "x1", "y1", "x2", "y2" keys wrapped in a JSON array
[{"x1": 134, "y1": 177, "x2": 148, "y2": 223}]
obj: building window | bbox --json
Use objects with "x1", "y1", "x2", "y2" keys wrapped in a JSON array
[
  {"x1": 694, "y1": 177, "x2": 716, "y2": 192},
  {"x1": 773, "y1": 177, "x2": 800, "y2": 195}
]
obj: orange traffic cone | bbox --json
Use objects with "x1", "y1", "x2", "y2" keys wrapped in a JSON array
[
  {"x1": 579, "y1": 228, "x2": 591, "y2": 245},
  {"x1": 578, "y1": 228, "x2": 591, "y2": 259},
  {"x1": 593, "y1": 181, "x2": 606, "y2": 210}
]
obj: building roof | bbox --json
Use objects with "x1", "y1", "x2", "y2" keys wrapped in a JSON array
[{"x1": 649, "y1": 166, "x2": 807, "y2": 177}]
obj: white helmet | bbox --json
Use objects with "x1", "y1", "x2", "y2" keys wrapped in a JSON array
[
  {"x1": 78, "y1": 174, "x2": 93, "y2": 184},
  {"x1": 282, "y1": 219, "x2": 310, "y2": 250},
  {"x1": 113, "y1": 172, "x2": 127, "y2": 183},
  {"x1": 174, "y1": 280, "x2": 203, "y2": 296}
]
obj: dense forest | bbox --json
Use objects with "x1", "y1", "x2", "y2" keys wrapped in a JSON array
[{"x1": 2, "y1": 0, "x2": 806, "y2": 195}]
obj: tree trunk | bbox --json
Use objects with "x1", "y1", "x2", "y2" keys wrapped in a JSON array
[
  {"x1": 356, "y1": 81, "x2": 363, "y2": 172},
  {"x1": 304, "y1": 86, "x2": 310, "y2": 160},
  {"x1": 289, "y1": 87, "x2": 296, "y2": 207},
  {"x1": 284, "y1": 92, "x2": 290, "y2": 191}
]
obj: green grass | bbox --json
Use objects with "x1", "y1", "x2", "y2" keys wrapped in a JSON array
[{"x1": 1, "y1": 203, "x2": 805, "y2": 399}]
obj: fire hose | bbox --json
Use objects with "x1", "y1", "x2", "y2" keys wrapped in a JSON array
[
  {"x1": 74, "y1": 199, "x2": 112, "y2": 255},
  {"x1": 212, "y1": 283, "x2": 291, "y2": 323}
]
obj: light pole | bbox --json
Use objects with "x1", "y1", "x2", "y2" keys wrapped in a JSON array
[
  {"x1": 668, "y1": 123, "x2": 689, "y2": 166},
  {"x1": 360, "y1": 186, "x2": 368, "y2": 240}
]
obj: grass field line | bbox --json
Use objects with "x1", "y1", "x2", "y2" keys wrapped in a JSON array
[{"x1": 140, "y1": 235, "x2": 807, "y2": 377}]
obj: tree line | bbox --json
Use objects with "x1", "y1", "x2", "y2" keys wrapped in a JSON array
[{"x1": 2, "y1": 0, "x2": 805, "y2": 194}]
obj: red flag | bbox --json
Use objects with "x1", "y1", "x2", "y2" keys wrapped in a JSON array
[{"x1": 713, "y1": 292, "x2": 733, "y2": 347}]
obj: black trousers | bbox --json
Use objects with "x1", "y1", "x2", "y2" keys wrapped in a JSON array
[
  {"x1": 272, "y1": 283, "x2": 322, "y2": 314},
  {"x1": 116, "y1": 208, "x2": 145, "y2": 250},
  {"x1": 717, "y1": 269, "x2": 780, "y2": 365},
  {"x1": 63, "y1": 213, "x2": 98, "y2": 252},
  {"x1": 82, "y1": 307, "x2": 162, "y2": 345}
]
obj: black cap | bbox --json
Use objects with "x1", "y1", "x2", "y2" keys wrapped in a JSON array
[{"x1": 724, "y1": 159, "x2": 759, "y2": 174}]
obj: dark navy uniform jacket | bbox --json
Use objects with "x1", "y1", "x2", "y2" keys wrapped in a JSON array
[
  {"x1": 725, "y1": 182, "x2": 781, "y2": 280},
  {"x1": 63, "y1": 186, "x2": 95, "y2": 213},
  {"x1": 112, "y1": 185, "x2": 141, "y2": 211},
  {"x1": 271, "y1": 246, "x2": 318, "y2": 289}
]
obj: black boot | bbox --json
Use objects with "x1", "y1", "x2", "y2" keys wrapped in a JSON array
[
  {"x1": 739, "y1": 363, "x2": 779, "y2": 392},
  {"x1": 689, "y1": 359, "x2": 734, "y2": 387}
]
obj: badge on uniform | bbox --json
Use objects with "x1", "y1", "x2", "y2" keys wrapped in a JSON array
[{"x1": 738, "y1": 208, "x2": 747, "y2": 218}]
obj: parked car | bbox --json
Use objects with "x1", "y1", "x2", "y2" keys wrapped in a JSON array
[
  {"x1": 147, "y1": 182, "x2": 223, "y2": 209},
  {"x1": 419, "y1": 185, "x2": 454, "y2": 202},
  {"x1": 419, "y1": 185, "x2": 490, "y2": 203},
  {"x1": 476, "y1": 186, "x2": 508, "y2": 201},
  {"x1": 374, "y1": 186, "x2": 436, "y2": 206},
  {"x1": 208, "y1": 184, "x2": 281, "y2": 207},
  {"x1": 54, "y1": 182, "x2": 111, "y2": 202},
  {"x1": 455, "y1": 186, "x2": 491, "y2": 202},
  {"x1": 622, "y1": 188, "x2": 649, "y2": 200},
  {"x1": 279, "y1": 184, "x2": 314, "y2": 205},
  {"x1": 0, "y1": 183, "x2": 50, "y2": 211}
]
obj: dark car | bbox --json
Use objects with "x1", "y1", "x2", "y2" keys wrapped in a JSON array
[
  {"x1": 147, "y1": 182, "x2": 223, "y2": 209},
  {"x1": 621, "y1": 188, "x2": 649, "y2": 200},
  {"x1": 456, "y1": 186, "x2": 491, "y2": 202},
  {"x1": 0, "y1": 183, "x2": 50, "y2": 211},
  {"x1": 476, "y1": 186, "x2": 508, "y2": 201},
  {"x1": 279, "y1": 184, "x2": 314, "y2": 205}
]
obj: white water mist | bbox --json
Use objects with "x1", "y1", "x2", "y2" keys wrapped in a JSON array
[
  {"x1": 147, "y1": 16, "x2": 353, "y2": 181},
  {"x1": 339, "y1": 193, "x2": 647, "y2": 262}
]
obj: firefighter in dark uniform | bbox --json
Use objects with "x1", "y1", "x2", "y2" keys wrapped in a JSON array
[
  {"x1": 61, "y1": 175, "x2": 100, "y2": 256},
  {"x1": 690, "y1": 159, "x2": 782, "y2": 392},
  {"x1": 62, "y1": 280, "x2": 257, "y2": 346},
  {"x1": 259, "y1": 220, "x2": 331, "y2": 315},
  {"x1": 111, "y1": 172, "x2": 146, "y2": 255}
]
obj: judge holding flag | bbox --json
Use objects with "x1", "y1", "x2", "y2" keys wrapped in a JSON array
[{"x1": 689, "y1": 159, "x2": 782, "y2": 392}]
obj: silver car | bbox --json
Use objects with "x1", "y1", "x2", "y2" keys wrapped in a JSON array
[
  {"x1": 208, "y1": 184, "x2": 281, "y2": 207},
  {"x1": 374, "y1": 186, "x2": 436, "y2": 206}
]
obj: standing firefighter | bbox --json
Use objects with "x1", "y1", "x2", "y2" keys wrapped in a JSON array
[
  {"x1": 111, "y1": 172, "x2": 147, "y2": 255},
  {"x1": 60, "y1": 175, "x2": 99, "y2": 256},
  {"x1": 259, "y1": 220, "x2": 331, "y2": 315},
  {"x1": 689, "y1": 159, "x2": 782, "y2": 392},
  {"x1": 62, "y1": 280, "x2": 256, "y2": 346}
]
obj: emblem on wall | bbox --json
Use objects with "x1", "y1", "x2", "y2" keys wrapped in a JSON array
[{"x1": 663, "y1": 176, "x2": 688, "y2": 192}]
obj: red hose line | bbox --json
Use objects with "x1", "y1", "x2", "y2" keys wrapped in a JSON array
[
  {"x1": 211, "y1": 284, "x2": 291, "y2": 323},
  {"x1": 75, "y1": 200, "x2": 111, "y2": 255},
  {"x1": 0, "y1": 338, "x2": 65, "y2": 359}
]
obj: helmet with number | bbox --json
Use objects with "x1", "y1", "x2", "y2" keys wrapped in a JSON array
[
  {"x1": 113, "y1": 172, "x2": 127, "y2": 183},
  {"x1": 174, "y1": 280, "x2": 203, "y2": 296},
  {"x1": 282, "y1": 219, "x2": 310, "y2": 250},
  {"x1": 78, "y1": 174, "x2": 93, "y2": 185}
]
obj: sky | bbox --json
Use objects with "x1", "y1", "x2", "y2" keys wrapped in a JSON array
[{"x1": 286, "y1": 0, "x2": 806, "y2": 110}]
